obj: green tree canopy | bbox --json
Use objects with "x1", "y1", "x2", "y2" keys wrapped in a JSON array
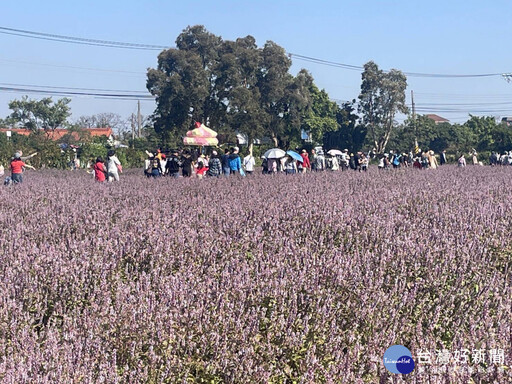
[
  {"x1": 146, "y1": 25, "x2": 312, "y2": 149},
  {"x1": 358, "y1": 61, "x2": 408, "y2": 153},
  {"x1": 8, "y1": 96, "x2": 71, "y2": 133}
]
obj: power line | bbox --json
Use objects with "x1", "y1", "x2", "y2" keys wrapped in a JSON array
[
  {"x1": 0, "y1": 82, "x2": 149, "y2": 94},
  {"x1": 2, "y1": 25, "x2": 509, "y2": 79},
  {"x1": 288, "y1": 53, "x2": 505, "y2": 79},
  {"x1": 0, "y1": 26, "x2": 170, "y2": 50},
  {"x1": 0, "y1": 58, "x2": 145, "y2": 76},
  {"x1": 0, "y1": 85, "x2": 155, "y2": 100}
]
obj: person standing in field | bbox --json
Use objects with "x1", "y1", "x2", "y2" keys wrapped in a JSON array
[
  {"x1": 440, "y1": 150, "x2": 447, "y2": 165},
  {"x1": 458, "y1": 154, "x2": 466, "y2": 167},
  {"x1": 93, "y1": 157, "x2": 107, "y2": 182},
  {"x1": 9, "y1": 152, "x2": 35, "y2": 184},
  {"x1": 106, "y1": 149, "x2": 122, "y2": 182},
  {"x1": 243, "y1": 152, "x2": 255, "y2": 175},
  {"x1": 165, "y1": 151, "x2": 181, "y2": 178},
  {"x1": 300, "y1": 149, "x2": 311, "y2": 173},
  {"x1": 284, "y1": 156, "x2": 297, "y2": 175},
  {"x1": 221, "y1": 148, "x2": 231, "y2": 176},
  {"x1": 207, "y1": 150, "x2": 222, "y2": 177},
  {"x1": 471, "y1": 150, "x2": 478, "y2": 165},
  {"x1": 428, "y1": 150, "x2": 438, "y2": 169},
  {"x1": 228, "y1": 147, "x2": 242, "y2": 175},
  {"x1": 181, "y1": 151, "x2": 193, "y2": 177}
]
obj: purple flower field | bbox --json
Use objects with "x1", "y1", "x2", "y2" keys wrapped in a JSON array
[{"x1": 0, "y1": 166, "x2": 510, "y2": 383}]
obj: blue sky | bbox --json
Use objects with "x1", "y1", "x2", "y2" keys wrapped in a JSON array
[{"x1": 2, "y1": 0, "x2": 512, "y2": 125}]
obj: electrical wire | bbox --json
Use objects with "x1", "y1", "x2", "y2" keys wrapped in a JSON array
[
  {"x1": 0, "y1": 82, "x2": 148, "y2": 94},
  {"x1": 288, "y1": 53, "x2": 506, "y2": 79},
  {"x1": 0, "y1": 26, "x2": 170, "y2": 50},
  {"x1": 2, "y1": 25, "x2": 509, "y2": 79},
  {"x1": 0, "y1": 58, "x2": 145, "y2": 76},
  {"x1": 0, "y1": 85, "x2": 155, "y2": 100}
]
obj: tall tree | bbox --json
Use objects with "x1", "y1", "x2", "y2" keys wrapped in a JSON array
[
  {"x1": 301, "y1": 80, "x2": 338, "y2": 145},
  {"x1": 358, "y1": 61, "x2": 408, "y2": 153},
  {"x1": 8, "y1": 96, "x2": 71, "y2": 133},
  {"x1": 257, "y1": 42, "x2": 310, "y2": 147},
  {"x1": 464, "y1": 115, "x2": 497, "y2": 152},
  {"x1": 323, "y1": 101, "x2": 364, "y2": 151},
  {"x1": 147, "y1": 26, "x2": 220, "y2": 145},
  {"x1": 219, "y1": 36, "x2": 266, "y2": 154},
  {"x1": 147, "y1": 26, "x2": 312, "y2": 148}
]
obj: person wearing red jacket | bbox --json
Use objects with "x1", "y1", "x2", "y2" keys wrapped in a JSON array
[
  {"x1": 300, "y1": 150, "x2": 311, "y2": 173},
  {"x1": 93, "y1": 157, "x2": 107, "y2": 182}
]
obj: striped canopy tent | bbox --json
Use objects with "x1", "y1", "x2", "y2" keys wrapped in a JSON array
[{"x1": 183, "y1": 122, "x2": 219, "y2": 146}]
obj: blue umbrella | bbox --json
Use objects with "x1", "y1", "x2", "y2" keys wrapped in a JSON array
[{"x1": 286, "y1": 150, "x2": 304, "y2": 163}]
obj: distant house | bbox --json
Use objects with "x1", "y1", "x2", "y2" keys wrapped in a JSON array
[
  {"x1": 426, "y1": 114, "x2": 450, "y2": 125},
  {"x1": 0, "y1": 127, "x2": 114, "y2": 141}
]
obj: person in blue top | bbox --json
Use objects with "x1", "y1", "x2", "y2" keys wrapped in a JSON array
[{"x1": 228, "y1": 147, "x2": 242, "y2": 175}]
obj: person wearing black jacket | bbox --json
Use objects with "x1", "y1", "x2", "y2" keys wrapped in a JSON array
[
  {"x1": 166, "y1": 151, "x2": 181, "y2": 177},
  {"x1": 221, "y1": 149, "x2": 231, "y2": 176},
  {"x1": 181, "y1": 151, "x2": 193, "y2": 177}
]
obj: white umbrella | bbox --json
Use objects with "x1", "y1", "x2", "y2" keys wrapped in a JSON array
[
  {"x1": 327, "y1": 149, "x2": 343, "y2": 156},
  {"x1": 263, "y1": 148, "x2": 286, "y2": 159}
]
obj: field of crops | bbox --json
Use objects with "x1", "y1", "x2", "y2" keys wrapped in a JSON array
[{"x1": 0, "y1": 166, "x2": 510, "y2": 383}]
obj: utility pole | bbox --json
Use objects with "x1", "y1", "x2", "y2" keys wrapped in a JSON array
[
  {"x1": 131, "y1": 113, "x2": 136, "y2": 148},
  {"x1": 137, "y1": 100, "x2": 142, "y2": 138},
  {"x1": 411, "y1": 90, "x2": 418, "y2": 153}
]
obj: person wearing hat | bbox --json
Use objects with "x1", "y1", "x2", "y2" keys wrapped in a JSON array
[
  {"x1": 340, "y1": 149, "x2": 349, "y2": 171},
  {"x1": 10, "y1": 152, "x2": 35, "y2": 184},
  {"x1": 428, "y1": 150, "x2": 438, "y2": 170}
]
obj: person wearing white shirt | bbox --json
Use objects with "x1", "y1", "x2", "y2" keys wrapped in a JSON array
[
  {"x1": 106, "y1": 149, "x2": 122, "y2": 182},
  {"x1": 243, "y1": 153, "x2": 256, "y2": 174}
]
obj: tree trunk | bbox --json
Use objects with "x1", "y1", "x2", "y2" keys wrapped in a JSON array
[{"x1": 272, "y1": 135, "x2": 278, "y2": 148}]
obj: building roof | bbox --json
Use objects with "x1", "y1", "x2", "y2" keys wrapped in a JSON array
[
  {"x1": 0, "y1": 127, "x2": 113, "y2": 140},
  {"x1": 426, "y1": 114, "x2": 450, "y2": 123}
]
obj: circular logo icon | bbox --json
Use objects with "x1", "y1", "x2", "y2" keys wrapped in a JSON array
[{"x1": 383, "y1": 345, "x2": 415, "y2": 374}]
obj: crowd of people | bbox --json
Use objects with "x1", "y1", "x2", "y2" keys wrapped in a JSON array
[
  {"x1": 2, "y1": 146, "x2": 510, "y2": 185},
  {"x1": 138, "y1": 147, "x2": 460, "y2": 179},
  {"x1": 143, "y1": 147, "x2": 250, "y2": 178}
]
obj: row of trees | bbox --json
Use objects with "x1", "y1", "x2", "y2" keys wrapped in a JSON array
[
  {"x1": 146, "y1": 25, "x2": 409, "y2": 154},
  {"x1": 2, "y1": 25, "x2": 512, "y2": 167},
  {"x1": 147, "y1": 25, "x2": 512, "y2": 158}
]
